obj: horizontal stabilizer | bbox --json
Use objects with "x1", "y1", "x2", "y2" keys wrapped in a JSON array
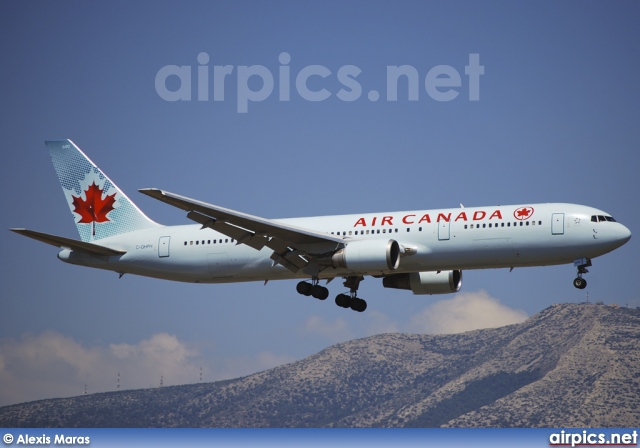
[{"x1": 10, "y1": 228, "x2": 126, "y2": 256}]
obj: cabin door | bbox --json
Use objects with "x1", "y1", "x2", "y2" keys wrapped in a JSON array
[
  {"x1": 158, "y1": 236, "x2": 170, "y2": 257},
  {"x1": 551, "y1": 213, "x2": 565, "y2": 235}
]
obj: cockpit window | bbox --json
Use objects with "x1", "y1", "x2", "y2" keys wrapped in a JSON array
[{"x1": 591, "y1": 215, "x2": 617, "y2": 223}]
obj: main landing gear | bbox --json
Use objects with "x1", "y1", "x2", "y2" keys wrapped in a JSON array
[
  {"x1": 335, "y1": 276, "x2": 367, "y2": 313},
  {"x1": 573, "y1": 258, "x2": 592, "y2": 290},
  {"x1": 296, "y1": 279, "x2": 330, "y2": 300},
  {"x1": 296, "y1": 276, "x2": 367, "y2": 312}
]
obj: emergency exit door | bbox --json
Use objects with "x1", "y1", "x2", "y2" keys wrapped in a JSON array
[
  {"x1": 551, "y1": 213, "x2": 565, "y2": 235},
  {"x1": 158, "y1": 236, "x2": 171, "y2": 257},
  {"x1": 438, "y1": 220, "x2": 450, "y2": 240}
]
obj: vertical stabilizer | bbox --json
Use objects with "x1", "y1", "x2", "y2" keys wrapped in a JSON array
[{"x1": 46, "y1": 139, "x2": 160, "y2": 242}]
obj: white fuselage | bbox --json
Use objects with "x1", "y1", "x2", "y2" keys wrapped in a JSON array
[{"x1": 58, "y1": 203, "x2": 631, "y2": 284}]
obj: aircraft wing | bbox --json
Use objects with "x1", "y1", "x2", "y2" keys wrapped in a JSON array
[
  {"x1": 10, "y1": 228, "x2": 126, "y2": 256},
  {"x1": 139, "y1": 188, "x2": 344, "y2": 273}
]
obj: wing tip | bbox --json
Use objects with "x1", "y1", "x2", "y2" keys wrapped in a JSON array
[{"x1": 138, "y1": 188, "x2": 165, "y2": 197}]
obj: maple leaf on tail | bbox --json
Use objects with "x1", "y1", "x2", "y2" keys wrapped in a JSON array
[{"x1": 71, "y1": 181, "x2": 116, "y2": 235}]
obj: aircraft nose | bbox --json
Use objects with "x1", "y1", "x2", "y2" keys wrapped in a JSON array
[{"x1": 618, "y1": 224, "x2": 632, "y2": 245}]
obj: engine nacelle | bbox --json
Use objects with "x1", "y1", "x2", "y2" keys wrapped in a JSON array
[
  {"x1": 382, "y1": 270, "x2": 462, "y2": 295},
  {"x1": 331, "y1": 239, "x2": 401, "y2": 272}
]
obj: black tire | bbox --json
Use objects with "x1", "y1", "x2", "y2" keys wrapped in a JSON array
[
  {"x1": 573, "y1": 277, "x2": 587, "y2": 289},
  {"x1": 350, "y1": 298, "x2": 367, "y2": 312},
  {"x1": 296, "y1": 281, "x2": 312, "y2": 296},
  {"x1": 311, "y1": 285, "x2": 329, "y2": 300},
  {"x1": 335, "y1": 293, "x2": 350, "y2": 308}
]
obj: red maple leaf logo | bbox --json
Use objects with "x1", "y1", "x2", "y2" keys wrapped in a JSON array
[
  {"x1": 514, "y1": 207, "x2": 534, "y2": 220},
  {"x1": 71, "y1": 182, "x2": 116, "y2": 233}
]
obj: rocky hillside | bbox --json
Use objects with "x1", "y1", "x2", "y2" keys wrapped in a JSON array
[{"x1": 1, "y1": 303, "x2": 638, "y2": 427}]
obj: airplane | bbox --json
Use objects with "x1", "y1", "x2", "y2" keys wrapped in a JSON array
[{"x1": 10, "y1": 140, "x2": 632, "y2": 312}]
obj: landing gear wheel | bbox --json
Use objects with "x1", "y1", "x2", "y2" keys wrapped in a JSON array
[
  {"x1": 296, "y1": 281, "x2": 312, "y2": 296},
  {"x1": 335, "y1": 293, "x2": 351, "y2": 308},
  {"x1": 311, "y1": 285, "x2": 329, "y2": 300},
  {"x1": 334, "y1": 276, "x2": 368, "y2": 312},
  {"x1": 572, "y1": 258, "x2": 591, "y2": 290},
  {"x1": 350, "y1": 298, "x2": 367, "y2": 313},
  {"x1": 573, "y1": 277, "x2": 587, "y2": 289}
]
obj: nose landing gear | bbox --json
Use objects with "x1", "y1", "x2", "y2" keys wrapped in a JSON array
[{"x1": 573, "y1": 258, "x2": 592, "y2": 289}]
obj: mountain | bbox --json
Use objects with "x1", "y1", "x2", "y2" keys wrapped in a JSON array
[{"x1": 1, "y1": 303, "x2": 638, "y2": 427}]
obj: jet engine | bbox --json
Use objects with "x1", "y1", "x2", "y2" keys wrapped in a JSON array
[
  {"x1": 382, "y1": 270, "x2": 462, "y2": 295},
  {"x1": 330, "y1": 239, "x2": 401, "y2": 272}
]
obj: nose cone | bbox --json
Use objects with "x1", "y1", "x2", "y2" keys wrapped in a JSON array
[{"x1": 618, "y1": 223, "x2": 632, "y2": 245}]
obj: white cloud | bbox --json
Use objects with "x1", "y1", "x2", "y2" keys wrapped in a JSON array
[
  {"x1": 406, "y1": 290, "x2": 528, "y2": 334},
  {"x1": 0, "y1": 331, "x2": 106, "y2": 407},
  {"x1": 364, "y1": 310, "x2": 399, "y2": 335},
  {"x1": 303, "y1": 315, "x2": 354, "y2": 342},
  {"x1": 109, "y1": 333, "x2": 200, "y2": 387},
  {"x1": 0, "y1": 331, "x2": 300, "y2": 407}
]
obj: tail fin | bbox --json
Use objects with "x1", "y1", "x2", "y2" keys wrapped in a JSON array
[{"x1": 46, "y1": 139, "x2": 161, "y2": 242}]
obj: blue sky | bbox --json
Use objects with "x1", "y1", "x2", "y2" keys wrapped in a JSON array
[{"x1": 1, "y1": 1, "x2": 639, "y2": 406}]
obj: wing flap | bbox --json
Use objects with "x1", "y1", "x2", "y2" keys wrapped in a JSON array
[
  {"x1": 186, "y1": 211, "x2": 269, "y2": 251},
  {"x1": 10, "y1": 228, "x2": 126, "y2": 256}
]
